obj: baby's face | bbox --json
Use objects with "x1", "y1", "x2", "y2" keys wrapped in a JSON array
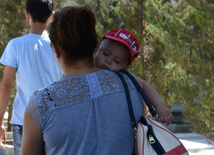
[{"x1": 94, "y1": 39, "x2": 130, "y2": 71}]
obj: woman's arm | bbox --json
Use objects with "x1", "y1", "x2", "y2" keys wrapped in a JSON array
[
  {"x1": 21, "y1": 111, "x2": 45, "y2": 155},
  {"x1": 135, "y1": 76, "x2": 173, "y2": 125}
]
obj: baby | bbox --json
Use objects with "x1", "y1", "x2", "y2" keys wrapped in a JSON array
[{"x1": 94, "y1": 29, "x2": 173, "y2": 125}]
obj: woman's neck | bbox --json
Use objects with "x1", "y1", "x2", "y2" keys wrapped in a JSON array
[{"x1": 62, "y1": 62, "x2": 101, "y2": 78}]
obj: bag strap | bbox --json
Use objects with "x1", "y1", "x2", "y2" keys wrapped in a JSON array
[
  {"x1": 114, "y1": 71, "x2": 138, "y2": 130},
  {"x1": 120, "y1": 70, "x2": 157, "y2": 117}
]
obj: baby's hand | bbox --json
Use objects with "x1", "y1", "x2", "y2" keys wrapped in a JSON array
[{"x1": 155, "y1": 105, "x2": 173, "y2": 126}]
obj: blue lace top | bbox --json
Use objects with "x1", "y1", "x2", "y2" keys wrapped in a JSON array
[{"x1": 26, "y1": 70, "x2": 144, "y2": 155}]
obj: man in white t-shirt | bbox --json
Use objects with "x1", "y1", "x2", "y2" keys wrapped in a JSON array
[{"x1": 0, "y1": 0, "x2": 62, "y2": 154}]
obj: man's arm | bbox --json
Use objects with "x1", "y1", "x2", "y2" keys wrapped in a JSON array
[{"x1": 0, "y1": 65, "x2": 16, "y2": 149}]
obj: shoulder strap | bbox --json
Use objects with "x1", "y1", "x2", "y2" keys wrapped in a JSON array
[
  {"x1": 114, "y1": 71, "x2": 137, "y2": 130},
  {"x1": 120, "y1": 70, "x2": 157, "y2": 117}
]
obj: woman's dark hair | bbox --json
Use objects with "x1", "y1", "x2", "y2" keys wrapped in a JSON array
[
  {"x1": 26, "y1": 0, "x2": 53, "y2": 23},
  {"x1": 49, "y1": 6, "x2": 98, "y2": 65}
]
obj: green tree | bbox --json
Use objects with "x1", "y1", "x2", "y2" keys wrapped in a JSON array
[
  {"x1": 144, "y1": 0, "x2": 214, "y2": 139},
  {"x1": 0, "y1": 0, "x2": 28, "y2": 55}
]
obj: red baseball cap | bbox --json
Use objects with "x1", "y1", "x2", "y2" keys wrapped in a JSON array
[{"x1": 102, "y1": 29, "x2": 140, "y2": 65}]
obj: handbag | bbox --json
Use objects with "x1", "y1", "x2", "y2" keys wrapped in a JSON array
[{"x1": 114, "y1": 71, "x2": 188, "y2": 155}]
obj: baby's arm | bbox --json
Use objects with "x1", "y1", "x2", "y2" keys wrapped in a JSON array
[{"x1": 135, "y1": 76, "x2": 173, "y2": 125}]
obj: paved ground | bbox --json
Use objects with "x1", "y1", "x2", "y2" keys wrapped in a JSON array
[{"x1": 175, "y1": 133, "x2": 214, "y2": 155}]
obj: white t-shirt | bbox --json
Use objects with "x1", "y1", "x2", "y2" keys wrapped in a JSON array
[{"x1": 0, "y1": 33, "x2": 63, "y2": 125}]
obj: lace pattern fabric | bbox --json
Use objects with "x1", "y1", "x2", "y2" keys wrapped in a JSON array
[{"x1": 26, "y1": 70, "x2": 133, "y2": 130}]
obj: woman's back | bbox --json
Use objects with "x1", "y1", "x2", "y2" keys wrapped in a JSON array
[{"x1": 26, "y1": 70, "x2": 143, "y2": 155}]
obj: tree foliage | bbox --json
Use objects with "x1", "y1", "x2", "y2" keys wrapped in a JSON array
[
  {"x1": 0, "y1": 0, "x2": 27, "y2": 55},
  {"x1": 144, "y1": 0, "x2": 214, "y2": 139}
]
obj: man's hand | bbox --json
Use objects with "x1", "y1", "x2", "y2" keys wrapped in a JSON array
[{"x1": 0, "y1": 124, "x2": 7, "y2": 149}]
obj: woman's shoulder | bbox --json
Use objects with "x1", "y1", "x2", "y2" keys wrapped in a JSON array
[
  {"x1": 27, "y1": 76, "x2": 89, "y2": 108},
  {"x1": 95, "y1": 70, "x2": 135, "y2": 93},
  {"x1": 26, "y1": 80, "x2": 63, "y2": 110},
  {"x1": 96, "y1": 70, "x2": 133, "y2": 83}
]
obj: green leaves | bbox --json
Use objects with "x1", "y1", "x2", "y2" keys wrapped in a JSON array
[
  {"x1": 0, "y1": 0, "x2": 27, "y2": 55},
  {"x1": 144, "y1": 0, "x2": 214, "y2": 139}
]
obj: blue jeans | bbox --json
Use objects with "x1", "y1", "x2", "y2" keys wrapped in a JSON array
[{"x1": 13, "y1": 124, "x2": 23, "y2": 155}]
